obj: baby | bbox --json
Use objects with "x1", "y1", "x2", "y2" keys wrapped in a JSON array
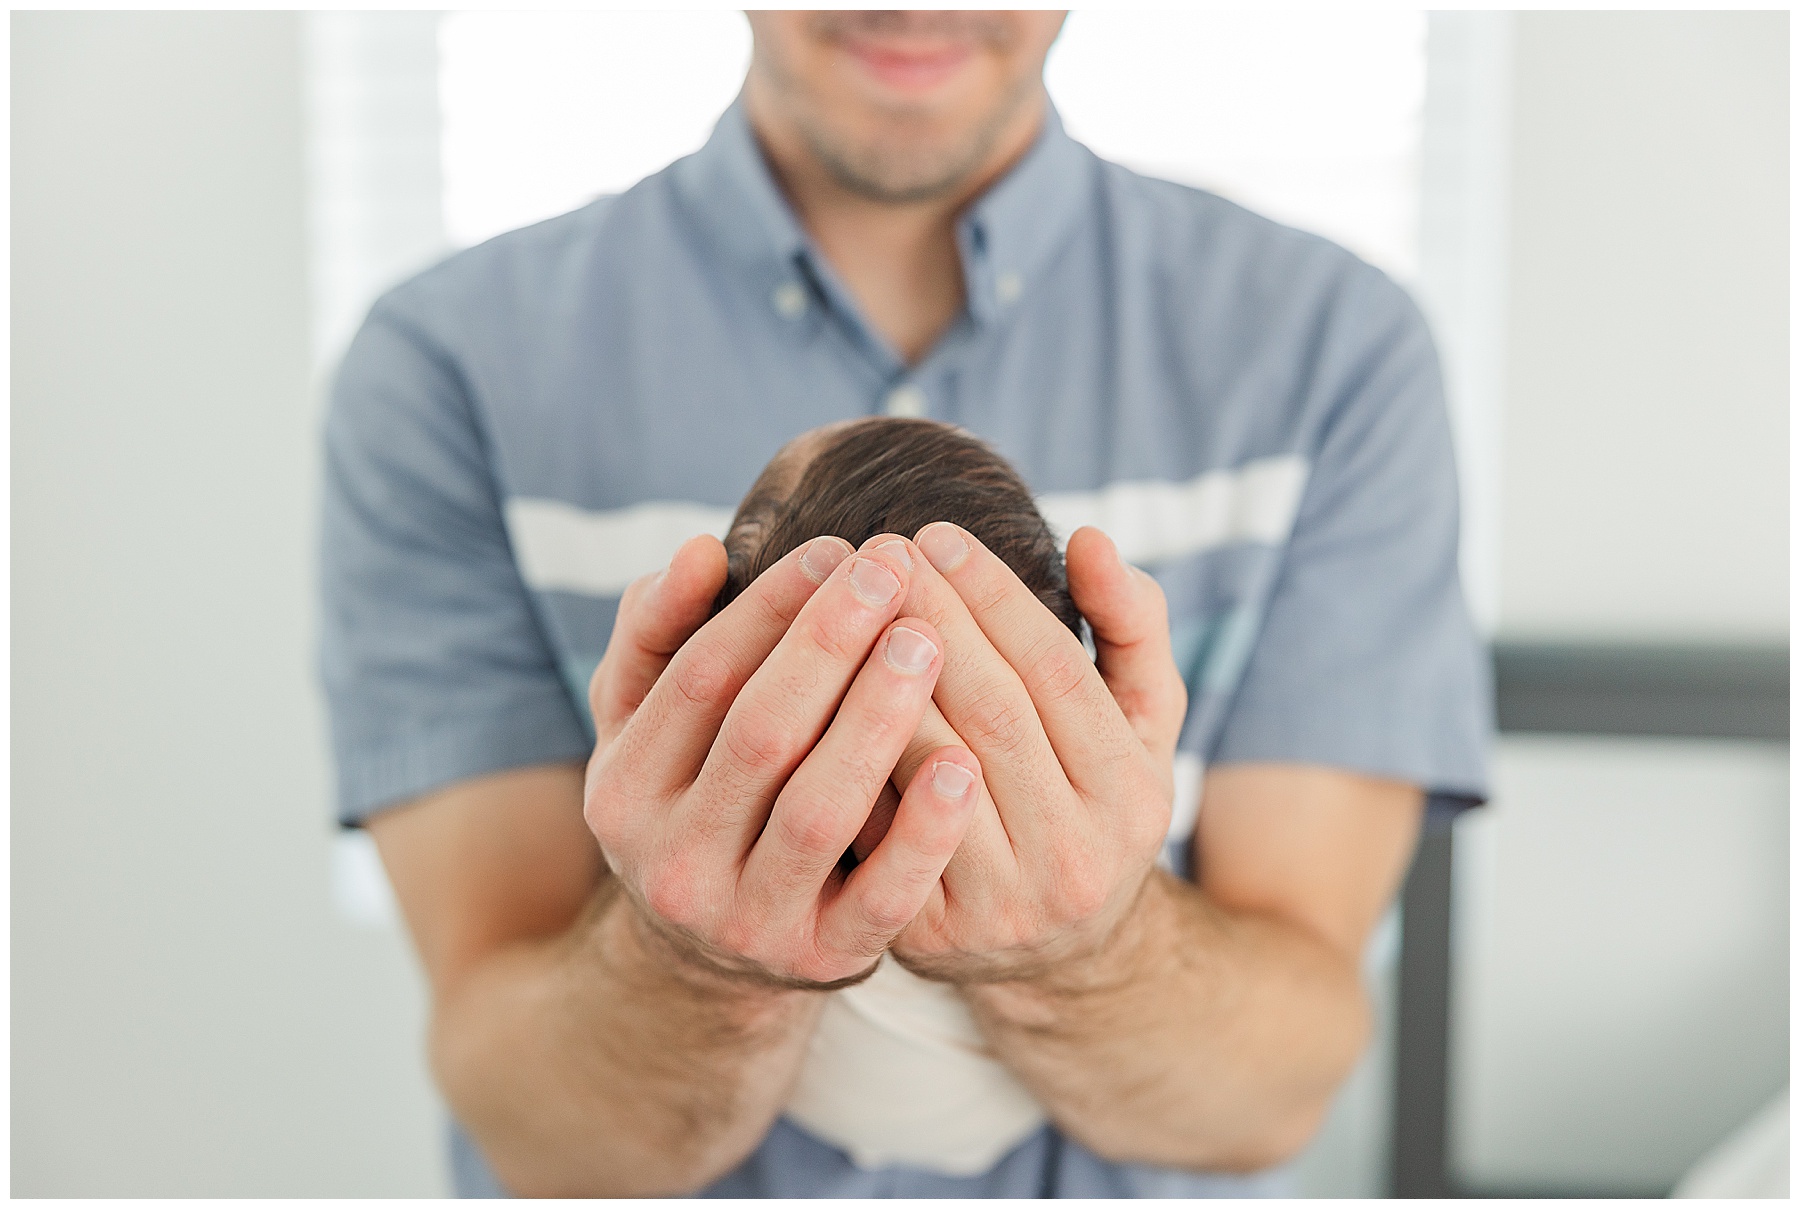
[
  {"x1": 717, "y1": 415, "x2": 1082, "y2": 634},
  {"x1": 712, "y1": 416, "x2": 1072, "y2": 1173}
]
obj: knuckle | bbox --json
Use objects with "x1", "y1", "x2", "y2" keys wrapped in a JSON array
[
  {"x1": 1031, "y1": 639, "x2": 1094, "y2": 708},
  {"x1": 802, "y1": 605, "x2": 878, "y2": 665},
  {"x1": 1105, "y1": 729, "x2": 1149, "y2": 775},
  {"x1": 986, "y1": 907, "x2": 1038, "y2": 951},
  {"x1": 859, "y1": 887, "x2": 920, "y2": 935},
  {"x1": 965, "y1": 571, "x2": 1014, "y2": 618},
  {"x1": 585, "y1": 658, "x2": 610, "y2": 716},
  {"x1": 668, "y1": 646, "x2": 735, "y2": 712},
  {"x1": 1131, "y1": 773, "x2": 1175, "y2": 844},
  {"x1": 1065, "y1": 877, "x2": 1111, "y2": 924},
  {"x1": 746, "y1": 585, "x2": 795, "y2": 636},
  {"x1": 582, "y1": 764, "x2": 634, "y2": 852},
  {"x1": 714, "y1": 913, "x2": 760, "y2": 961},
  {"x1": 829, "y1": 699, "x2": 905, "y2": 764},
  {"x1": 1124, "y1": 810, "x2": 1169, "y2": 859},
  {"x1": 901, "y1": 812, "x2": 961, "y2": 863},
  {"x1": 722, "y1": 709, "x2": 797, "y2": 777},
  {"x1": 1051, "y1": 851, "x2": 1109, "y2": 923},
  {"x1": 641, "y1": 858, "x2": 700, "y2": 930},
  {"x1": 832, "y1": 738, "x2": 903, "y2": 796},
  {"x1": 960, "y1": 686, "x2": 1038, "y2": 761},
  {"x1": 583, "y1": 794, "x2": 621, "y2": 852},
  {"x1": 774, "y1": 793, "x2": 849, "y2": 860}
]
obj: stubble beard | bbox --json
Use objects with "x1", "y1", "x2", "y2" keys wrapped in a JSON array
[{"x1": 790, "y1": 72, "x2": 1045, "y2": 205}]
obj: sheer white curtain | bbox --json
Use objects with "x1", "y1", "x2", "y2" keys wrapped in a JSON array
[{"x1": 302, "y1": 12, "x2": 446, "y2": 373}]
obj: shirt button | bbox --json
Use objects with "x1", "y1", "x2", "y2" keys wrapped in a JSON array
[
  {"x1": 771, "y1": 281, "x2": 807, "y2": 319},
  {"x1": 996, "y1": 270, "x2": 1023, "y2": 305},
  {"x1": 883, "y1": 384, "x2": 927, "y2": 418}
]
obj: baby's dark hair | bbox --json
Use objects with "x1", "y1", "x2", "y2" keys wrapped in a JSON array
[{"x1": 715, "y1": 417, "x2": 1082, "y2": 635}]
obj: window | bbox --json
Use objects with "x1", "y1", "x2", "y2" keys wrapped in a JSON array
[
  {"x1": 439, "y1": 12, "x2": 753, "y2": 249},
  {"x1": 438, "y1": 11, "x2": 1426, "y2": 280}
]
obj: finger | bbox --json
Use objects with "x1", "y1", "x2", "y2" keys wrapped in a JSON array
[
  {"x1": 1065, "y1": 525, "x2": 1188, "y2": 763},
  {"x1": 820, "y1": 746, "x2": 981, "y2": 958},
  {"x1": 685, "y1": 534, "x2": 917, "y2": 845},
  {"x1": 849, "y1": 781, "x2": 901, "y2": 864},
  {"x1": 890, "y1": 546, "x2": 1075, "y2": 843},
  {"x1": 853, "y1": 698, "x2": 983, "y2": 864},
  {"x1": 588, "y1": 534, "x2": 729, "y2": 737},
  {"x1": 608, "y1": 534, "x2": 853, "y2": 799},
  {"x1": 740, "y1": 619, "x2": 944, "y2": 924},
  {"x1": 914, "y1": 521, "x2": 1142, "y2": 798},
  {"x1": 889, "y1": 698, "x2": 1018, "y2": 898}
]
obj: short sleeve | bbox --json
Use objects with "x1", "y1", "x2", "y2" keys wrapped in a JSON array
[
  {"x1": 1210, "y1": 270, "x2": 1491, "y2": 803},
  {"x1": 318, "y1": 301, "x2": 591, "y2": 825}
]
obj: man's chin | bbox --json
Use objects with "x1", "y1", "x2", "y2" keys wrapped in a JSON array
[
  {"x1": 816, "y1": 149, "x2": 986, "y2": 205},
  {"x1": 805, "y1": 117, "x2": 998, "y2": 203}
]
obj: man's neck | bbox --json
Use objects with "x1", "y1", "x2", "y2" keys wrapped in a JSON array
[{"x1": 746, "y1": 94, "x2": 1046, "y2": 367}]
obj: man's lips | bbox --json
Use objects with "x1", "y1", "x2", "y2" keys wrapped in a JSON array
[{"x1": 840, "y1": 37, "x2": 976, "y2": 93}]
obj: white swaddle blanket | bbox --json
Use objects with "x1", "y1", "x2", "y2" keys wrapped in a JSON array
[
  {"x1": 784, "y1": 955, "x2": 1047, "y2": 1174},
  {"x1": 783, "y1": 754, "x2": 1205, "y2": 1175}
]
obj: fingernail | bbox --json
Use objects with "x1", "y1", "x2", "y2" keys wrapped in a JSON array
[
  {"x1": 875, "y1": 538, "x2": 913, "y2": 571},
  {"x1": 917, "y1": 523, "x2": 968, "y2": 572},
  {"x1": 932, "y1": 761, "x2": 975, "y2": 799},
  {"x1": 884, "y1": 625, "x2": 937, "y2": 674},
  {"x1": 799, "y1": 537, "x2": 850, "y2": 583},
  {"x1": 849, "y1": 557, "x2": 900, "y2": 606}
]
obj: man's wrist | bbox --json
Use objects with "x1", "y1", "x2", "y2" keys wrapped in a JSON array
[
  {"x1": 591, "y1": 889, "x2": 809, "y2": 1028},
  {"x1": 597, "y1": 886, "x2": 878, "y2": 1012},
  {"x1": 963, "y1": 868, "x2": 1191, "y2": 1029}
]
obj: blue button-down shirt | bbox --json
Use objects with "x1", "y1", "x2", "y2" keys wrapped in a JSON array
[{"x1": 321, "y1": 98, "x2": 1489, "y2": 1197}]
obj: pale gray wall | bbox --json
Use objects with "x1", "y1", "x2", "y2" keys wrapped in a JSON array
[
  {"x1": 1450, "y1": 10, "x2": 1789, "y2": 1194},
  {"x1": 1453, "y1": 737, "x2": 1789, "y2": 1192},
  {"x1": 12, "y1": 12, "x2": 446, "y2": 1196},
  {"x1": 1496, "y1": 10, "x2": 1788, "y2": 640}
]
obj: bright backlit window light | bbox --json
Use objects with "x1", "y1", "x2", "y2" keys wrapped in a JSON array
[
  {"x1": 1046, "y1": 11, "x2": 1425, "y2": 280},
  {"x1": 440, "y1": 11, "x2": 1424, "y2": 278},
  {"x1": 440, "y1": 11, "x2": 752, "y2": 248}
]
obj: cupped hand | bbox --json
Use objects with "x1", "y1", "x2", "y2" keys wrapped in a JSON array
[
  {"x1": 877, "y1": 523, "x2": 1190, "y2": 985},
  {"x1": 583, "y1": 532, "x2": 983, "y2": 989}
]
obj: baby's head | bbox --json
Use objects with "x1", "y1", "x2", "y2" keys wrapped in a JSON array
[{"x1": 716, "y1": 417, "x2": 1082, "y2": 635}]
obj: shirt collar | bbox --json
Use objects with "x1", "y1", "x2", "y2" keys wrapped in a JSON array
[
  {"x1": 670, "y1": 97, "x2": 808, "y2": 280},
  {"x1": 671, "y1": 95, "x2": 1097, "y2": 332},
  {"x1": 956, "y1": 103, "x2": 1095, "y2": 326}
]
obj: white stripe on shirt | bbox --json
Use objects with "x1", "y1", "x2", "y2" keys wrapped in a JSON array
[
  {"x1": 504, "y1": 498, "x2": 734, "y2": 597},
  {"x1": 505, "y1": 455, "x2": 1310, "y2": 598},
  {"x1": 1036, "y1": 455, "x2": 1310, "y2": 563}
]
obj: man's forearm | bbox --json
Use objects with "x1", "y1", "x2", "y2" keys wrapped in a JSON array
[
  {"x1": 962, "y1": 870, "x2": 1371, "y2": 1173},
  {"x1": 431, "y1": 878, "x2": 823, "y2": 1197}
]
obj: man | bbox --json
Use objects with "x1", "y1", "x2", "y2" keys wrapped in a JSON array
[{"x1": 321, "y1": 10, "x2": 1489, "y2": 1197}]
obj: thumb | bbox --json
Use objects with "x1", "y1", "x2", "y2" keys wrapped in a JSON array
[
  {"x1": 587, "y1": 533, "x2": 728, "y2": 739},
  {"x1": 1064, "y1": 526, "x2": 1186, "y2": 762}
]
